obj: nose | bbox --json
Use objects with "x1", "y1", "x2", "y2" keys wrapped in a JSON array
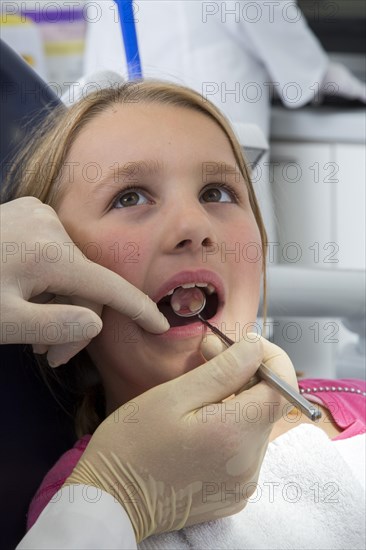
[{"x1": 162, "y1": 198, "x2": 218, "y2": 256}]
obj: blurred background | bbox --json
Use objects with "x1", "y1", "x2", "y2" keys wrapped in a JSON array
[{"x1": 2, "y1": 1, "x2": 365, "y2": 96}]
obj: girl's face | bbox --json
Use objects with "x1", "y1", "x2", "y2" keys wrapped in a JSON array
[{"x1": 57, "y1": 102, "x2": 263, "y2": 412}]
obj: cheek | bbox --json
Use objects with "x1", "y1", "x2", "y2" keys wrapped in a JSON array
[
  {"x1": 223, "y1": 220, "x2": 262, "y2": 329},
  {"x1": 224, "y1": 218, "x2": 263, "y2": 272},
  {"x1": 75, "y1": 226, "x2": 152, "y2": 283}
]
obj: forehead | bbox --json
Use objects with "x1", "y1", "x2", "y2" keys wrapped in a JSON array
[{"x1": 67, "y1": 102, "x2": 236, "y2": 169}]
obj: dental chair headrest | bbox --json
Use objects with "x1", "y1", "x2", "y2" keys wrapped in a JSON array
[{"x1": 0, "y1": 39, "x2": 64, "y2": 193}]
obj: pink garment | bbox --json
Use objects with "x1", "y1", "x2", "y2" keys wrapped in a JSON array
[
  {"x1": 297, "y1": 378, "x2": 366, "y2": 440},
  {"x1": 26, "y1": 378, "x2": 366, "y2": 531},
  {"x1": 27, "y1": 434, "x2": 91, "y2": 531}
]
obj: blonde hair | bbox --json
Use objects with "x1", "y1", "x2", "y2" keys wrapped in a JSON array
[{"x1": 3, "y1": 79, "x2": 268, "y2": 436}]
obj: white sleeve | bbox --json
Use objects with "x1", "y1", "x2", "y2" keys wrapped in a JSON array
[
  {"x1": 16, "y1": 484, "x2": 137, "y2": 550},
  {"x1": 233, "y1": 0, "x2": 329, "y2": 107}
]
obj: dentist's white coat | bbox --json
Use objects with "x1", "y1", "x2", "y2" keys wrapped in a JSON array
[{"x1": 84, "y1": 0, "x2": 328, "y2": 135}]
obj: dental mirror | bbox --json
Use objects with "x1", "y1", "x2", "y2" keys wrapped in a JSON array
[{"x1": 170, "y1": 286, "x2": 207, "y2": 317}]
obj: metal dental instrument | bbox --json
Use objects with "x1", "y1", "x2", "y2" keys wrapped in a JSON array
[
  {"x1": 171, "y1": 288, "x2": 321, "y2": 421},
  {"x1": 197, "y1": 315, "x2": 321, "y2": 422}
]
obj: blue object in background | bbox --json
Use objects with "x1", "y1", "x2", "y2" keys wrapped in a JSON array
[{"x1": 114, "y1": 0, "x2": 142, "y2": 79}]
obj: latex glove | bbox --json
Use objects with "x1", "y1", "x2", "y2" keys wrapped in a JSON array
[
  {"x1": 0, "y1": 197, "x2": 169, "y2": 366},
  {"x1": 320, "y1": 61, "x2": 366, "y2": 102},
  {"x1": 63, "y1": 334, "x2": 297, "y2": 543}
]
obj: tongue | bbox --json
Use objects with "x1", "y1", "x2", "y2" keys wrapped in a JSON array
[{"x1": 171, "y1": 286, "x2": 205, "y2": 317}]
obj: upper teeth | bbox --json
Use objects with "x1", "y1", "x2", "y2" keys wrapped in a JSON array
[{"x1": 166, "y1": 282, "x2": 216, "y2": 296}]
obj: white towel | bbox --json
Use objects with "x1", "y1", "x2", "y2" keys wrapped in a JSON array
[{"x1": 139, "y1": 425, "x2": 365, "y2": 550}]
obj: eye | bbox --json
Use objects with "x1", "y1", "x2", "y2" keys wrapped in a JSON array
[
  {"x1": 200, "y1": 184, "x2": 238, "y2": 204},
  {"x1": 112, "y1": 187, "x2": 150, "y2": 208}
]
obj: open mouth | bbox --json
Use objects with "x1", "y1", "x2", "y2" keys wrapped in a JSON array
[{"x1": 157, "y1": 284, "x2": 219, "y2": 327}]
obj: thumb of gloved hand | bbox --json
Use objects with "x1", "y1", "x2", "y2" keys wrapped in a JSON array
[
  {"x1": 321, "y1": 61, "x2": 366, "y2": 102},
  {"x1": 64, "y1": 334, "x2": 293, "y2": 542}
]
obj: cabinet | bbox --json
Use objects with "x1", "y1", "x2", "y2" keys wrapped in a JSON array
[
  {"x1": 270, "y1": 142, "x2": 365, "y2": 270},
  {"x1": 269, "y1": 107, "x2": 365, "y2": 377}
]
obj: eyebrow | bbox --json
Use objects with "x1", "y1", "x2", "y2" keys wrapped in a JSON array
[
  {"x1": 201, "y1": 162, "x2": 244, "y2": 184},
  {"x1": 90, "y1": 159, "x2": 164, "y2": 196},
  {"x1": 89, "y1": 159, "x2": 245, "y2": 196}
]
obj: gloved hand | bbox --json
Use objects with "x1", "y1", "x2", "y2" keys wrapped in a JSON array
[
  {"x1": 63, "y1": 334, "x2": 297, "y2": 542},
  {"x1": 320, "y1": 61, "x2": 366, "y2": 102},
  {"x1": 0, "y1": 197, "x2": 169, "y2": 366}
]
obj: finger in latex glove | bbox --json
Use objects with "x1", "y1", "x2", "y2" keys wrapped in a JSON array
[
  {"x1": 1, "y1": 198, "x2": 170, "y2": 365},
  {"x1": 201, "y1": 331, "x2": 298, "y2": 396}
]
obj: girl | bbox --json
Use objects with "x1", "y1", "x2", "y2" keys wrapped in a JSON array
[{"x1": 5, "y1": 80, "x2": 365, "y2": 548}]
